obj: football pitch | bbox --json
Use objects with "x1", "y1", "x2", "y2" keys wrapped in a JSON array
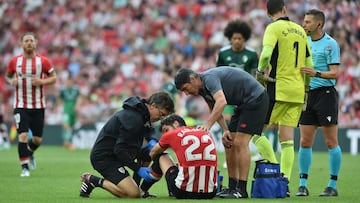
[{"x1": 0, "y1": 146, "x2": 359, "y2": 203}]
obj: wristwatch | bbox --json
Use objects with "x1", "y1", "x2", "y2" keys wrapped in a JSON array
[{"x1": 315, "y1": 71, "x2": 321, "y2": 78}]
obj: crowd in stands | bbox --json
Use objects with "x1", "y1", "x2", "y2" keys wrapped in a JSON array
[{"x1": 0, "y1": 0, "x2": 359, "y2": 128}]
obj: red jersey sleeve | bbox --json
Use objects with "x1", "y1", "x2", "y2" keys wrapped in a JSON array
[
  {"x1": 158, "y1": 130, "x2": 175, "y2": 149},
  {"x1": 7, "y1": 56, "x2": 18, "y2": 75},
  {"x1": 40, "y1": 55, "x2": 54, "y2": 74}
]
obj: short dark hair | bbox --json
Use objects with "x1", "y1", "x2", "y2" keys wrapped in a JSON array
[
  {"x1": 147, "y1": 91, "x2": 175, "y2": 114},
  {"x1": 163, "y1": 68, "x2": 173, "y2": 76},
  {"x1": 305, "y1": 9, "x2": 325, "y2": 27},
  {"x1": 159, "y1": 114, "x2": 186, "y2": 131},
  {"x1": 20, "y1": 32, "x2": 37, "y2": 42},
  {"x1": 224, "y1": 19, "x2": 252, "y2": 41},
  {"x1": 174, "y1": 68, "x2": 198, "y2": 90},
  {"x1": 266, "y1": 0, "x2": 284, "y2": 16}
]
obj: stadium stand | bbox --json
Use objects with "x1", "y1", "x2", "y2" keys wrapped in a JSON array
[{"x1": 0, "y1": 0, "x2": 359, "y2": 128}]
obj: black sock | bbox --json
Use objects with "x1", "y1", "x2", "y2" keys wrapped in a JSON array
[
  {"x1": 150, "y1": 155, "x2": 163, "y2": 175},
  {"x1": 229, "y1": 177, "x2": 238, "y2": 190},
  {"x1": 140, "y1": 180, "x2": 157, "y2": 192},
  {"x1": 89, "y1": 175, "x2": 104, "y2": 188},
  {"x1": 237, "y1": 180, "x2": 247, "y2": 193},
  {"x1": 133, "y1": 172, "x2": 141, "y2": 185},
  {"x1": 140, "y1": 155, "x2": 164, "y2": 192},
  {"x1": 18, "y1": 142, "x2": 30, "y2": 169},
  {"x1": 28, "y1": 139, "x2": 39, "y2": 154}
]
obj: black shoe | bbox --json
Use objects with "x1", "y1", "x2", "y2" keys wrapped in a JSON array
[
  {"x1": 80, "y1": 173, "x2": 95, "y2": 198},
  {"x1": 296, "y1": 186, "x2": 309, "y2": 196},
  {"x1": 219, "y1": 189, "x2": 248, "y2": 199},
  {"x1": 320, "y1": 187, "x2": 338, "y2": 197},
  {"x1": 216, "y1": 187, "x2": 229, "y2": 197},
  {"x1": 142, "y1": 191, "x2": 157, "y2": 198}
]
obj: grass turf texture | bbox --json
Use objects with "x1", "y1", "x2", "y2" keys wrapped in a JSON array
[{"x1": 0, "y1": 145, "x2": 359, "y2": 203}]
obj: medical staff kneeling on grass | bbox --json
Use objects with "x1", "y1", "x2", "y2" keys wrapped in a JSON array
[{"x1": 79, "y1": 92, "x2": 174, "y2": 198}]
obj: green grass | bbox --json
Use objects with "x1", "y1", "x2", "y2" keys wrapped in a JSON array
[{"x1": 0, "y1": 145, "x2": 359, "y2": 203}]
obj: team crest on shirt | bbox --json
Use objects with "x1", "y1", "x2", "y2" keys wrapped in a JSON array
[
  {"x1": 242, "y1": 55, "x2": 248, "y2": 63},
  {"x1": 326, "y1": 45, "x2": 333, "y2": 61},
  {"x1": 118, "y1": 167, "x2": 125, "y2": 174},
  {"x1": 226, "y1": 56, "x2": 232, "y2": 61}
]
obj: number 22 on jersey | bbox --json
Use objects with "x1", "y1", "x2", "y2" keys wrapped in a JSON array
[{"x1": 182, "y1": 134, "x2": 216, "y2": 162}]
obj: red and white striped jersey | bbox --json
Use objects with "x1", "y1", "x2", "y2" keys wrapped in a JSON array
[
  {"x1": 7, "y1": 54, "x2": 54, "y2": 109},
  {"x1": 159, "y1": 126, "x2": 218, "y2": 193}
]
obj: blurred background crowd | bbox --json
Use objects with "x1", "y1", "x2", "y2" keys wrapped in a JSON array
[{"x1": 0, "y1": 0, "x2": 359, "y2": 128}]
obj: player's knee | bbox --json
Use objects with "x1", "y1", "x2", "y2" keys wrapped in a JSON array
[
  {"x1": 18, "y1": 133, "x2": 28, "y2": 142},
  {"x1": 32, "y1": 137, "x2": 42, "y2": 145},
  {"x1": 325, "y1": 140, "x2": 338, "y2": 149},
  {"x1": 300, "y1": 138, "x2": 313, "y2": 147}
]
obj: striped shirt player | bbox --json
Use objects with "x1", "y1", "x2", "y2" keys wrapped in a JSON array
[
  {"x1": 157, "y1": 125, "x2": 218, "y2": 198},
  {"x1": 7, "y1": 54, "x2": 53, "y2": 109},
  {"x1": 5, "y1": 32, "x2": 57, "y2": 177}
]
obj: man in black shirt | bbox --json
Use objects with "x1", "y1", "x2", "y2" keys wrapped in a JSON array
[{"x1": 79, "y1": 91, "x2": 174, "y2": 198}]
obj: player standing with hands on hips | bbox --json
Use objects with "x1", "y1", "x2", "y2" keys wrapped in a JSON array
[
  {"x1": 5, "y1": 32, "x2": 57, "y2": 177},
  {"x1": 296, "y1": 9, "x2": 342, "y2": 197}
]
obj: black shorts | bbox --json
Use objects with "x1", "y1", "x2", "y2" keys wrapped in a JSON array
[
  {"x1": 13, "y1": 108, "x2": 44, "y2": 137},
  {"x1": 90, "y1": 156, "x2": 130, "y2": 185},
  {"x1": 229, "y1": 91, "x2": 269, "y2": 135},
  {"x1": 299, "y1": 86, "x2": 338, "y2": 126},
  {"x1": 165, "y1": 166, "x2": 216, "y2": 199}
]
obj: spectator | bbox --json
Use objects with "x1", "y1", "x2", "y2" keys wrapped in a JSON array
[{"x1": 0, "y1": 0, "x2": 357, "y2": 129}]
